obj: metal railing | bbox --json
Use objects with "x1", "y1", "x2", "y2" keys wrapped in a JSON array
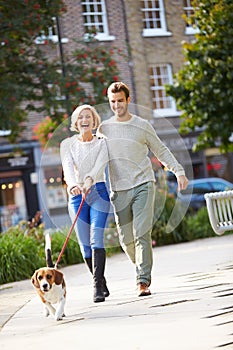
[{"x1": 204, "y1": 190, "x2": 233, "y2": 235}]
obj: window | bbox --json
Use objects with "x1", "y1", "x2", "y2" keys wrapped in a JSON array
[
  {"x1": 81, "y1": 0, "x2": 115, "y2": 41},
  {"x1": 44, "y1": 166, "x2": 67, "y2": 210},
  {"x1": 141, "y1": 0, "x2": 171, "y2": 37},
  {"x1": 45, "y1": 82, "x2": 67, "y2": 115},
  {"x1": 0, "y1": 130, "x2": 11, "y2": 136},
  {"x1": 183, "y1": 0, "x2": 199, "y2": 35},
  {"x1": 35, "y1": 17, "x2": 68, "y2": 44},
  {"x1": 149, "y1": 64, "x2": 177, "y2": 116},
  {"x1": 0, "y1": 177, "x2": 27, "y2": 232},
  {"x1": 47, "y1": 82, "x2": 66, "y2": 102}
]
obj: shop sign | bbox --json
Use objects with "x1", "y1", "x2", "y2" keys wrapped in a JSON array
[
  {"x1": 8, "y1": 156, "x2": 29, "y2": 167},
  {"x1": 162, "y1": 136, "x2": 198, "y2": 151}
]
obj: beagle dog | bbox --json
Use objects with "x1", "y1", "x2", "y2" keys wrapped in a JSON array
[
  {"x1": 31, "y1": 267, "x2": 66, "y2": 321},
  {"x1": 31, "y1": 232, "x2": 66, "y2": 321}
]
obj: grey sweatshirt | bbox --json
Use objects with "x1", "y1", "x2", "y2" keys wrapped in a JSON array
[{"x1": 98, "y1": 114, "x2": 185, "y2": 191}]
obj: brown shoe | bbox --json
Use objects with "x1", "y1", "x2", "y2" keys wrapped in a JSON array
[{"x1": 137, "y1": 282, "x2": 151, "y2": 297}]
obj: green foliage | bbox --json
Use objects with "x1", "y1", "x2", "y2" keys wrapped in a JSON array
[
  {"x1": 0, "y1": 225, "x2": 83, "y2": 285},
  {"x1": 184, "y1": 206, "x2": 216, "y2": 241},
  {"x1": 0, "y1": 3, "x2": 121, "y2": 143},
  {"x1": 66, "y1": 38, "x2": 120, "y2": 107},
  {"x1": 0, "y1": 212, "x2": 122, "y2": 285},
  {"x1": 35, "y1": 37, "x2": 122, "y2": 120},
  {"x1": 0, "y1": 230, "x2": 44, "y2": 284},
  {"x1": 0, "y1": 0, "x2": 66, "y2": 142},
  {"x1": 47, "y1": 229, "x2": 83, "y2": 267},
  {"x1": 104, "y1": 218, "x2": 122, "y2": 256},
  {"x1": 32, "y1": 36, "x2": 122, "y2": 147},
  {"x1": 152, "y1": 192, "x2": 187, "y2": 246},
  {"x1": 166, "y1": 0, "x2": 233, "y2": 153}
]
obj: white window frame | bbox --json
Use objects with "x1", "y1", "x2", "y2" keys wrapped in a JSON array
[
  {"x1": 47, "y1": 83, "x2": 66, "y2": 102},
  {"x1": 0, "y1": 130, "x2": 11, "y2": 136},
  {"x1": 149, "y1": 64, "x2": 180, "y2": 117},
  {"x1": 183, "y1": 0, "x2": 199, "y2": 35},
  {"x1": 141, "y1": 0, "x2": 172, "y2": 37},
  {"x1": 35, "y1": 17, "x2": 68, "y2": 45},
  {"x1": 81, "y1": 0, "x2": 115, "y2": 41}
]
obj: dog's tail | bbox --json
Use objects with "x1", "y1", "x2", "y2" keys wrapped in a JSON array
[{"x1": 45, "y1": 230, "x2": 54, "y2": 268}]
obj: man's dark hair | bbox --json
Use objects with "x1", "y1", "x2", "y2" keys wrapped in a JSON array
[{"x1": 107, "y1": 82, "x2": 130, "y2": 99}]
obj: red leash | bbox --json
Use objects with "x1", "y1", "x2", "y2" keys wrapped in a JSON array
[{"x1": 55, "y1": 194, "x2": 86, "y2": 268}]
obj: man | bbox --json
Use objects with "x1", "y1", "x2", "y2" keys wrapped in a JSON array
[{"x1": 98, "y1": 82, "x2": 188, "y2": 297}]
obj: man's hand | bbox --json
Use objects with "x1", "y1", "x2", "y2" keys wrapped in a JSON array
[
  {"x1": 82, "y1": 176, "x2": 93, "y2": 195},
  {"x1": 177, "y1": 175, "x2": 189, "y2": 191}
]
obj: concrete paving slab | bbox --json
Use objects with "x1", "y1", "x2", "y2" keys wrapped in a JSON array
[{"x1": 0, "y1": 235, "x2": 233, "y2": 350}]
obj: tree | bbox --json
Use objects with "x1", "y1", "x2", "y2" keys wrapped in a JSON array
[
  {"x1": 32, "y1": 35, "x2": 121, "y2": 147},
  {"x1": 0, "y1": 1, "x2": 121, "y2": 143},
  {"x1": 54, "y1": 33, "x2": 121, "y2": 112},
  {"x1": 166, "y1": 0, "x2": 233, "y2": 153},
  {"x1": 0, "y1": 0, "x2": 67, "y2": 142}
]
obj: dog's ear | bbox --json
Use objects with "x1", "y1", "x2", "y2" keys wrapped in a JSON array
[
  {"x1": 31, "y1": 270, "x2": 40, "y2": 289},
  {"x1": 54, "y1": 269, "x2": 64, "y2": 285}
]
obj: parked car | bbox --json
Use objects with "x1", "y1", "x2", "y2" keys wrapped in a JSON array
[{"x1": 177, "y1": 177, "x2": 233, "y2": 210}]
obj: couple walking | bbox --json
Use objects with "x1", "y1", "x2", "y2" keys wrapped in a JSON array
[{"x1": 60, "y1": 81, "x2": 188, "y2": 303}]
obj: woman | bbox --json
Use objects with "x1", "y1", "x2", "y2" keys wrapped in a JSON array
[{"x1": 60, "y1": 104, "x2": 110, "y2": 303}]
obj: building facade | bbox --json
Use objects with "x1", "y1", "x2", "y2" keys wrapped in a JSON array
[{"x1": 1, "y1": 0, "x2": 232, "y2": 232}]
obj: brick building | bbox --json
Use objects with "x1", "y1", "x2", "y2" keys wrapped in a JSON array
[{"x1": 1, "y1": 0, "x2": 232, "y2": 231}]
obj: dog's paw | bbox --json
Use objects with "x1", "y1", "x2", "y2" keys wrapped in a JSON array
[
  {"x1": 43, "y1": 308, "x2": 50, "y2": 317},
  {"x1": 54, "y1": 313, "x2": 63, "y2": 321},
  {"x1": 55, "y1": 316, "x2": 63, "y2": 321}
]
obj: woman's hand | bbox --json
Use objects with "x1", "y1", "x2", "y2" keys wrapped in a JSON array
[{"x1": 70, "y1": 185, "x2": 82, "y2": 196}]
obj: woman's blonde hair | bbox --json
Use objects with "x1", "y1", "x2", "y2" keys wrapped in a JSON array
[{"x1": 70, "y1": 104, "x2": 101, "y2": 132}]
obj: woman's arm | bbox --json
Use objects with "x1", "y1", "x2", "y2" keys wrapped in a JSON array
[{"x1": 60, "y1": 138, "x2": 79, "y2": 193}]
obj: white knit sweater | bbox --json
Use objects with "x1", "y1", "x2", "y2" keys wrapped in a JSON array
[
  {"x1": 60, "y1": 135, "x2": 108, "y2": 193},
  {"x1": 98, "y1": 114, "x2": 185, "y2": 191}
]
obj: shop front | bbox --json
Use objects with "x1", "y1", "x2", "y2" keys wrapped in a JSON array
[
  {"x1": 0, "y1": 142, "x2": 40, "y2": 232},
  {"x1": 39, "y1": 147, "x2": 70, "y2": 230},
  {"x1": 158, "y1": 132, "x2": 233, "y2": 183},
  {"x1": 158, "y1": 132, "x2": 206, "y2": 180}
]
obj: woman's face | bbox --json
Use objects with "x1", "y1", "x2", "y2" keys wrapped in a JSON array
[{"x1": 76, "y1": 109, "x2": 94, "y2": 134}]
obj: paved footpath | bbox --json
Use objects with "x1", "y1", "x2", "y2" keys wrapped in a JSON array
[{"x1": 0, "y1": 235, "x2": 233, "y2": 350}]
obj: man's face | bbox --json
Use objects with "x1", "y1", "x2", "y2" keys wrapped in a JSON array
[{"x1": 108, "y1": 91, "x2": 130, "y2": 118}]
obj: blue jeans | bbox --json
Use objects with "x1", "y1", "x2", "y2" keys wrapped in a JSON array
[{"x1": 69, "y1": 182, "x2": 110, "y2": 259}]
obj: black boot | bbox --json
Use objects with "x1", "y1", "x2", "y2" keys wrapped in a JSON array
[
  {"x1": 93, "y1": 249, "x2": 106, "y2": 303},
  {"x1": 85, "y1": 256, "x2": 110, "y2": 298},
  {"x1": 84, "y1": 257, "x2": 93, "y2": 273},
  {"x1": 102, "y1": 276, "x2": 110, "y2": 297}
]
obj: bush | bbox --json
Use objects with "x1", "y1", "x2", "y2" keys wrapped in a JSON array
[
  {"x1": 0, "y1": 225, "x2": 84, "y2": 285},
  {"x1": 151, "y1": 191, "x2": 187, "y2": 246},
  {"x1": 0, "y1": 217, "x2": 123, "y2": 285},
  {"x1": 184, "y1": 207, "x2": 216, "y2": 241},
  {"x1": 48, "y1": 229, "x2": 83, "y2": 267},
  {"x1": 104, "y1": 217, "x2": 122, "y2": 256},
  {"x1": 0, "y1": 230, "x2": 45, "y2": 284},
  {"x1": 151, "y1": 190, "x2": 221, "y2": 246}
]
